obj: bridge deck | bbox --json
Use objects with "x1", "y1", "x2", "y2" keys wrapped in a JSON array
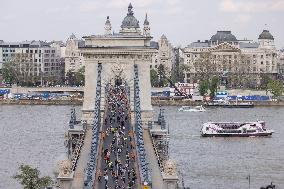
[
  {"x1": 94, "y1": 87, "x2": 140, "y2": 189},
  {"x1": 71, "y1": 127, "x2": 93, "y2": 189}
]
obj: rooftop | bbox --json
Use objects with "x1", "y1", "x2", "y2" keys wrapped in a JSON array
[
  {"x1": 258, "y1": 30, "x2": 274, "y2": 40},
  {"x1": 210, "y1": 31, "x2": 237, "y2": 42},
  {"x1": 0, "y1": 40, "x2": 51, "y2": 48}
]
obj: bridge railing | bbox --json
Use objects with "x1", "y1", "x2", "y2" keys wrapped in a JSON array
[
  {"x1": 84, "y1": 63, "x2": 102, "y2": 188},
  {"x1": 133, "y1": 64, "x2": 152, "y2": 186}
]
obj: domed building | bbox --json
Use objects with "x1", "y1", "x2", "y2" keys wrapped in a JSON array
[
  {"x1": 119, "y1": 3, "x2": 141, "y2": 34},
  {"x1": 183, "y1": 29, "x2": 280, "y2": 87},
  {"x1": 258, "y1": 30, "x2": 275, "y2": 48},
  {"x1": 210, "y1": 31, "x2": 238, "y2": 45}
]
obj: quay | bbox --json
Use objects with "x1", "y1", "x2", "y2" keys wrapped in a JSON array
[{"x1": 2, "y1": 98, "x2": 284, "y2": 107}]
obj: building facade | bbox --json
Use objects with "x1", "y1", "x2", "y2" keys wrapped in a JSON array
[
  {"x1": 183, "y1": 30, "x2": 280, "y2": 88},
  {"x1": 0, "y1": 40, "x2": 64, "y2": 85},
  {"x1": 65, "y1": 34, "x2": 85, "y2": 74},
  {"x1": 150, "y1": 35, "x2": 175, "y2": 75}
]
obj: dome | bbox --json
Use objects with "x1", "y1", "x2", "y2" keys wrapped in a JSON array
[
  {"x1": 210, "y1": 31, "x2": 237, "y2": 42},
  {"x1": 121, "y1": 3, "x2": 140, "y2": 28},
  {"x1": 258, "y1": 30, "x2": 274, "y2": 40}
]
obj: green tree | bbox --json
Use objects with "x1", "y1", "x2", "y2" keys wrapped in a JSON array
[
  {"x1": 66, "y1": 66, "x2": 85, "y2": 86},
  {"x1": 13, "y1": 164, "x2": 52, "y2": 189},
  {"x1": 157, "y1": 64, "x2": 169, "y2": 87},
  {"x1": 150, "y1": 69, "x2": 159, "y2": 87},
  {"x1": 2, "y1": 61, "x2": 20, "y2": 84},
  {"x1": 209, "y1": 76, "x2": 219, "y2": 98},
  {"x1": 199, "y1": 80, "x2": 209, "y2": 96},
  {"x1": 267, "y1": 79, "x2": 283, "y2": 97},
  {"x1": 171, "y1": 64, "x2": 190, "y2": 83}
]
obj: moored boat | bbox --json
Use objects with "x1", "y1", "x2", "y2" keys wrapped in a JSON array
[
  {"x1": 178, "y1": 105, "x2": 205, "y2": 112},
  {"x1": 201, "y1": 121, "x2": 274, "y2": 137}
]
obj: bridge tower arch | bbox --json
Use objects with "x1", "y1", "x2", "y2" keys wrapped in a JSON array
[{"x1": 80, "y1": 4, "x2": 156, "y2": 125}]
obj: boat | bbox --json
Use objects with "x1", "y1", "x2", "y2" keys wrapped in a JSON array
[
  {"x1": 206, "y1": 98, "x2": 254, "y2": 108},
  {"x1": 201, "y1": 121, "x2": 274, "y2": 137},
  {"x1": 178, "y1": 105, "x2": 205, "y2": 112}
]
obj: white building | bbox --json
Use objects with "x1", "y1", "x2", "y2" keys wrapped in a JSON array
[
  {"x1": 183, "y1": 30, "x2": 280, "y2": 87},
  {"x1": 0, "y1": 40, "x2": 64, "y2": 84},
  {"x1": 65, "y1": 34, "x2": 85, "y2": 74}
]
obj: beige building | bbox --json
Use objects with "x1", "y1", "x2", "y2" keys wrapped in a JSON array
[
  {"x1": 150, "y1": 35, "x2": 175, "y2": 75},
  {"x1": 65, "y1": 34, "x2": 85, "y2": 73},
  {"x1": 183, "y1": 30, "x2": 280, "y2": 88}
]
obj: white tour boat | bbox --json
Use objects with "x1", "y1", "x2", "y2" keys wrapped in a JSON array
[
  {"x1": 178, "y1": 105, "x2": 206, "y2": 112},
  {"x1": 201, "y1": 121, "x2": 274, "y2": 137}
]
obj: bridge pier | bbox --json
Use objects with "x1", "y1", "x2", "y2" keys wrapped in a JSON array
[
  {"x1": 57, "y1": 174, "x2": 74, "y2": 189},
  {"x1": 162, "y1": 173, "x2": 179, "y2": 189}
]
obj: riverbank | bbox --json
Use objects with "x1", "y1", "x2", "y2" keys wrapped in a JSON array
[
  {"x1": 151, "y1": 98, "x2": 284, "y2": 106},
  {"x1": 0, "y1": 99, "x2": 83, "y2": 105},
  {"x1": 1, "y1": 98, "x2": 284, "y2": 106}
]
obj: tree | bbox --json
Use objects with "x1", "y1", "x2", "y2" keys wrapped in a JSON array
[
  {"x1": 13, "y1": 164, "x2": 52, "y2": 189},
  {"x1": 171, "y1": 64, "x2": 190, "y2": 83},
  {"x1": 267, "y1": 79, "x2": 283, "y2": 97},
  {"x1": 2, "y1": 61, "x2": 20, "y2": 84},
  {"x1": 199, "y1": 80, "x2": 209, "y2": 96},
  {"x1": 150, "y1": 69, "x2": 159, "y2": 87},
  {"x1": 209, "y1": 76, "x2": 219, "y2": 98},
  {"x1": 66, "y1": 66, "x2": 85, "y2": 86},
  {"x1": 157, "y1": 64, "x2": 169, "y2": 87}
]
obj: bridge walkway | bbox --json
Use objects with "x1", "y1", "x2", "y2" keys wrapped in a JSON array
[
  {"x1": 143, "y1": 129, "x2": 164, "y2": 189},
  {"x1": 71, "y1": 127, "x2": 93, "y2": 188}
]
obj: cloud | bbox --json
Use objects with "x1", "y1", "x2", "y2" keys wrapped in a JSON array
[
  {"x1": 106, "y1": 0, "x2": 158, "y2": 9},
  {"x1": 234, "y1": 14, "x2": 252, "y2": 24},
  {"x1": 79, "y1": 2, "x2": 99, "y2": 12},
  {"x1": 220, "y1": 0, "x2": 284, "y2": 13},
  {"x1": 45, "y1": 6, "x2": 71, "y2": 14}
]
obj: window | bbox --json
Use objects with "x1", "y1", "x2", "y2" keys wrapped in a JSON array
[
  {"x1": 30, "y1": 50, "x2": 33, "y2": 53},
  {"x1": 26, "y1": 50, "x2": 29, "y2": 53},
  {"x1": 261, "y1": 55, "x2": 264, "y2": 58},
  {"x1": 261, "y1": 61, "x2": 263, "y2": 65},
  {"x1": 150, "y1": 65, "x2": 152, "y2": 68},
  {"x1": 51, "y1": 50, "x2": 55, "y2": 53},
  {"x1": 35, "y1": 59, "x2": 37, "y2": 62},
  {"x1": 35, "y1": 50, "x2": 38, "y2": 53}
]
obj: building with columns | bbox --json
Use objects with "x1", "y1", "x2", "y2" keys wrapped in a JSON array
[
  {"x1": 80, "y1": 3, "x2": 157, "y2": 123},
  {"x1": 183, "y1": 30, "x2": 280, "y2": 88}
]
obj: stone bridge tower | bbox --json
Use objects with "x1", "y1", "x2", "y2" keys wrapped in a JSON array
[{"x1": 80, "y1": 3, "x2": 156, "y2": 124}]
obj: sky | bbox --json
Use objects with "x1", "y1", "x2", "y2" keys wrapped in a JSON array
[{"x1": 0, "y1": 0, "x2": 284, "y2": 48}]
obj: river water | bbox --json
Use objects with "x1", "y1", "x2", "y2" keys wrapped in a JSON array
[{"x1": 0, "y1": 105, "x2": 283, "y2": 189}]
